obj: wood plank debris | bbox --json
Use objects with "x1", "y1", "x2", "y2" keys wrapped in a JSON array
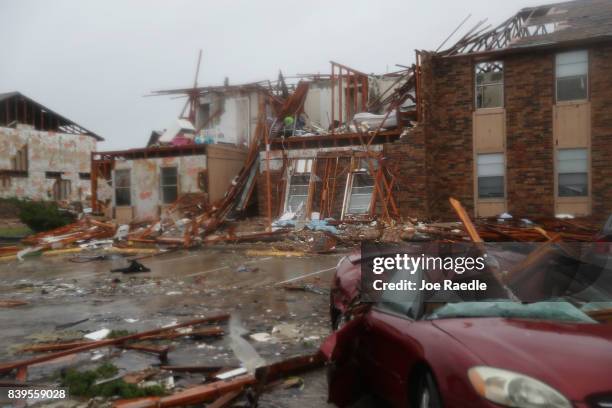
[{"x1": 0, "y1": 314, "x2": 230, "y2": 376}]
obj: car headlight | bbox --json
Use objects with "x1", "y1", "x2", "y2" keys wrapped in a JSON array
[{"x1": 468, "y1": 366, "x2": 571, "y2": 408}]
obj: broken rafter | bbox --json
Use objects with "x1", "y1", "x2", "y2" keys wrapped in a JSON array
[{"x1": 442, "y1": 7, "x2": 558, "y2": 56}]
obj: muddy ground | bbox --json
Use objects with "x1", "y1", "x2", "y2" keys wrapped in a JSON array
[{"x1": 0, "y1": 247, "x2": 352, "y2": 407}]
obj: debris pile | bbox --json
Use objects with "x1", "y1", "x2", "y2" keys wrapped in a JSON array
[{"x1": 0, "y1": 314, "x2": 325, "y2": 407}]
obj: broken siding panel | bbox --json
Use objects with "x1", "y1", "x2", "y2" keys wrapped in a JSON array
[
  {"x1": 199, "y1": 91, "x2": 258, "y2": 147},
  {"x1": 206, "y1": 145, "x2": 247, "y2": 202}
]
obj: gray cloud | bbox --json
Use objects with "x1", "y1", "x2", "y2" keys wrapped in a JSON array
[{"x1": 0, "y1": 0, "x2": 544, "y2": 149}]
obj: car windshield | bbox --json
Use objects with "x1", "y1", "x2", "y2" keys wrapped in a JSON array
[{"x1": 426, "y1": 300, "x2": 597, "y2": 323}]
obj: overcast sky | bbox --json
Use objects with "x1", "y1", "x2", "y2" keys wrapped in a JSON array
[{"x1": 0, "y1": 0, "x2": 545, "y2": 150}]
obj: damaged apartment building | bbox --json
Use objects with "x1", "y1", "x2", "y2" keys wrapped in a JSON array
[
  {"x1": 257, "y1": 0, "x2": 612, "y2": 224},
  {"x1": 0, "y1": 92, "x2": 102, "y2": 204},
  {"x1": 408, "y1": 0, "x2": 612, "y2": 221},
  {"x1": 92, "y1": 0, "x2": 612, "y2": 227},
  {"x1": 89, "y1": 82, "x2": 267, "y2": 222}
]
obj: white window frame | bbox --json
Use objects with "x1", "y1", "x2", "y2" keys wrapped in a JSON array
[
  {"x1": 114, "y1": 169, "x2": 132, "y2": 207},
  {"x1": 477, "y1": 153, "x2": 505, "y2": 199},
  {"x1": 557, "y1": 148, "x2": 589, "y2": 197},
  {"x1": 555, "y1": 50, "x2": 588, "y2": 103},
  {"x1": 283, "y1": 159, "x2": 313, "y2": 214},
  {"x1": 160, "y1": 166, "x2": 179, "y2": 205},
  {"x1": 344, "y1": 171, "x2": 375, "y2": 216},
  {"x1": 475, "y1": 61, "x2": 504, "y2": 109}
]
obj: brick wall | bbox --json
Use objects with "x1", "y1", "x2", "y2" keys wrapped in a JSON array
[
  {"x1": 383, "y1": 127, "x2": 428, "y2": 220},
  {"x1": 590, "y1": 44, "x2": 612, "y2": 222},
  {"x1": 426, "y1": 55, "x2": 475, "y2": 220},
  {"x1": 505, "y1": 53, "x2": 555, "y2": 217},
  {"x1": 257, "y1": 43, "x2": 612, "y2": 223}
]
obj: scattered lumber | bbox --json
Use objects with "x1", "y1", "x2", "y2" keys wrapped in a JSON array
[
  {"x1": 114, "y1": 352, "x2": 325, "y2": 408},
  {"x1": 113, "y1": 374, "x2": 257, "y2": 408},
  {"x1": 0, "y1": 314, "x2": 230, "y2": 376},
  {"x1": 0, "y1": 299, "x2": 28, "y2": 308}
]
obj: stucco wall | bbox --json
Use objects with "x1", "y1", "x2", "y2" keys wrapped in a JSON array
[
  {"x1": 0, "y1": 125, "x2": 96, "y2": 202},
  {"x1": 113, "y1": 155, "x2": 207, "y2": 221}
]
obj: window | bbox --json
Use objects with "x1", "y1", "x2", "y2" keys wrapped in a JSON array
[
  {"x1": 286, "y1": 174, "x2": 311, "y2": 212},
  {"x1": 475, "y1": 62, "x2": 503, "y2": 109},
  {"x1": 160, "y1": 167, "x2": 178, "y2": 204},
  {"x1": 115, "y1": 169, "x2": 131, "y2": 206},
  {"x1": 556, "y1": 50, "x2": 588, "y2": 102},
  {"x1": 346, "y1": 172, "x2": 375, "y2": 214},
  {"x1": 79, "y1": 172, "x2": 91, "y2": 180},
  {"x1": 558, "y1": 148, "x2": 588, "y2": 197},
  {"x1": 45, "y1": 171, "x2": 62, "y2": 179},
  {"x1": 52, "y1": 179, "x2": 71, "y2": 201},
  {"x1": 477, "y1": 153, "x2": 504, "y2": 198},
  {"x1": 1, "y1": 176, "x2": 11, "y2": 189},
  {"x1": 378, "y1": 267, "x2": 422, "y2": 318},
  {"x1": 198, "y1": 170, "x2": 208, "y2": 193},
  {"x1": 285, "y1": 159, "x2": 313, "y2": 213}
]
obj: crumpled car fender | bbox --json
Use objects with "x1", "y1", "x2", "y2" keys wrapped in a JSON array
[{"x1": 320, "y1": 314, "x2": 366, "y2": 406}]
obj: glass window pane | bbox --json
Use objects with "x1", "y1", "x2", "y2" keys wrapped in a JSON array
[
  {"x1": 556, "y1": 50, "x2": 588, "y2": 69},
  {"x1": 475, "y1": 62, "x2": 503, "y2": 108},
  {"x1": 162, "y1": 186, "x2": 178, "y2": 204},
  {"x1": 116, "y1": 188, "x2": 131, "y2": 206},
  {"x1": 559, "y1": 173, "x2": 588, "y2": 197},
  {"x1": 286, "y1": 173, "x2": 311, "y2": 212},
  {"x1": 558, "y1": 148, "x2": 587, "y2": 161},
  {"x1": 484, "y1": 85, "x2": 503, "y2": 108},
  {"x1": 556, "y1": 62, "x2": 588, "y2": 78},
  {"x1": 115, "y1": 170, "x2": 131, "y2": 188},
  {"x1": 475, "y1": 62, "x2": 504, "y2": 85},
  {"x1": 476, "y1": 84, "x2": 503, "y2": 108},
  {"x1": 379, "y1": 268, "x2": 421, "y2": 317},
  {"x1": 347, "y1": 172, "x2": 374, "y2": 214},
  {"x1": 558, "y1": 148, "x2": 588, "y2": 197},
  {"x1": 477, "y1": 154, "x2": 504, "y2": 177},
  {"x1": 287, "y1": 195, "x2": 307, "y2": 211},
  {"x1": 557, "y1": 76, "x2": 587, "y2": 101},
  {"x1": 558, "y1": 148, "x2": 588, "y2": 172},
  {"x1": 289, "y1": 185, "x2": 309, "y2": 196},
  {"x1": 347, "y1": 194, "x2": 371, "y2": 213},
  {"x1": 161, "y1": 168, "x2": 177, "y2": 186},
  {"x1": 478, "y1": 176, "x2": 504, "y2": 198}
]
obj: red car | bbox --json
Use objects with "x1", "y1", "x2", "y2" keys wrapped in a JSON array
[{"x1": 323, "y1": 252, "x2": 612, "y2": 408}]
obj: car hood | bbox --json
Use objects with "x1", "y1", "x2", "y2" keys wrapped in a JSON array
[{"x1": 432, "y1": 317, "x2": 612, "y2": 401}]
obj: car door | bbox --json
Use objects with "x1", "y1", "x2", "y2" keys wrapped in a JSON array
[{"x1": 359, "y1": 268, "x2": 425, "y2": 406}]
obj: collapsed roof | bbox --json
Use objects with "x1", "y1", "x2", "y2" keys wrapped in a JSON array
[
  {"x1": 441, "y1": 0, "x2": 612, "y2": 56},
  {"x1": 0, "y1": 91, "x2": 103, "y2": 140}
]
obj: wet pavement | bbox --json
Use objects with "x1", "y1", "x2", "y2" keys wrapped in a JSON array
[{"x1": 0, "y1": 247, "x2": 347, "y2": 407}]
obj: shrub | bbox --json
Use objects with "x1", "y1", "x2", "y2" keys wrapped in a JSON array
[
  {"x1": 60, "y1": 362, "x2": 166, "y2": 398},
  {"x1": 11, "y1": 199, "x2": 75, "y2": 232}
]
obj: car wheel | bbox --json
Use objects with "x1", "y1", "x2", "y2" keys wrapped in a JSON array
[{"x1": 415, "y1": 371, "x2": 442, "y2": 408}]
